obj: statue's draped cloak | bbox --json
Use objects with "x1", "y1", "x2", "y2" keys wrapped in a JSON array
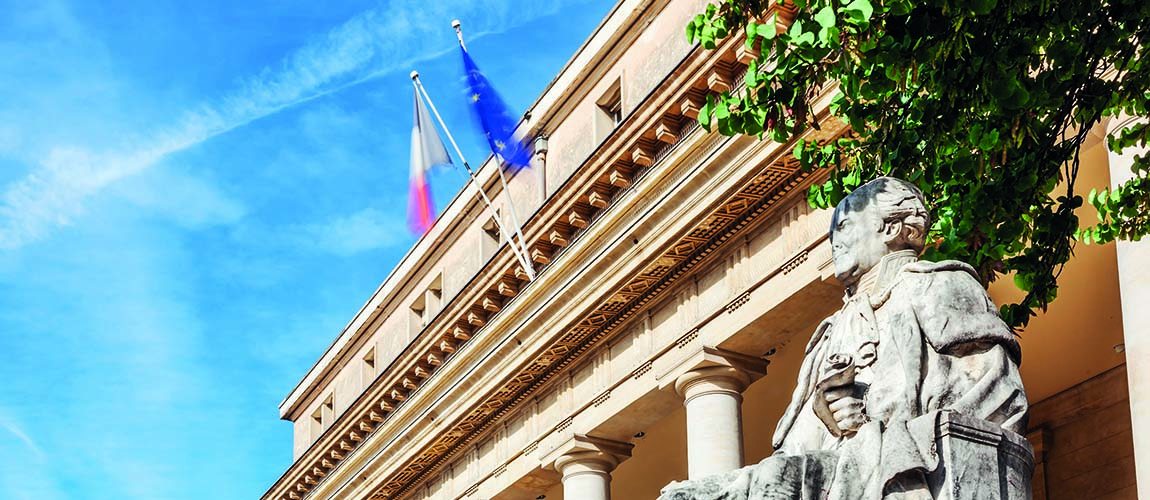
[{"x1": 762, "y1": 257, "x2": 1028, "y2": 499}]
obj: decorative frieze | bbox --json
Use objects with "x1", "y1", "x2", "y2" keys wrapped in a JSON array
[
  {"x1": 724, "y1": 291, "x2": 751, "y2": 314},
  {"x1": 439, "y1": 340, "x2": 457, "y2": 354},
  {"x1": 591, "y1": 390, "x2": 612, "y2": 407},
  {"x1": 555, "y1": 417, "x2": 574, "y2": 433},
  {"x1": 467, "y1": 312, "x2": 486, "y2": 327},
  {"x1": 632, "y1": 144, "x2": 654, "y2": 167},
  {"x1": 609, "y1": 169, "x2": 632, "y2": 189},
  {"x1": 655, "y1": 117, "x2": 678, "y2": 144},
  {"x1": 482, "y1": 296, "x2": 501, "y2": 312},
  {"x1": 680, "y1": 94, "x2": 704, "y2": 119},
  {"x1": 568, "y1": 209, "x2": 590, "y2": 228},
  {"x1": 531, "y1": 247, "x2": 552, "y2": 265},
  {"x1": 735, "y1": 41, "x2": 759, "y2": 65},
  {"x1": 676, "y1": 329, "x2": 700, "y2": 349},
  {"x1": 497, "y1": 280, "x2": 518, "y2": 297},
  {"x1": 588, "y1": 190, "x2": 610, "y2": 209},
  {"x1": 549, "y1": 230, "x2": 570, "y2": 247},
  {"x1": 706, "y1": 68, "x2": 732, "y2": 93},
  {"x1": 781, "y1": 250, "x2": 809, "y2": 274},
  {"x1": 631, "y1": 360, "x2": 653, "y2": 380}
]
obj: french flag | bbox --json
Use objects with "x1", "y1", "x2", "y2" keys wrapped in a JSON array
[{"x1": 408, "y1": 87, "x2": 453, "y2": 234}]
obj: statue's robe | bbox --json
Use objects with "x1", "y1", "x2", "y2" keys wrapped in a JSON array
[{"x1": 766, "y1": 250, "x2": 1029, "y2": 499}]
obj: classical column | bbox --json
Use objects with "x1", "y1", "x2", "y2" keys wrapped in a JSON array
[
  {"x1": 660, "y1": 346, "x2": 767, "y2": 479},
  {"x1": 1106, "y1": 114, "x2": 1150, "y2": 498},
  {"x1": 544, "y1": 434, "x2": 633, "y2": 500},
  {"x1": 675, "y1": 366, "x2": 750, "y2": 479}
]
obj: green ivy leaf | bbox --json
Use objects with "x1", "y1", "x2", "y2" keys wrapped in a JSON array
[
  {"x1": 815, "y1": 6, "x2": 836, "y2": 28},
  {"x1": 699, "y1": 94, "x2": 714, "y2": 132},
  {"x1": 841, "y1": 0, "x2": 874, "y2": 26}
]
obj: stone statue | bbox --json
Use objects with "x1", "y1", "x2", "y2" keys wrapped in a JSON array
[{"x1": 661, "y1": 177, "x2": 1032, "y2": 500}]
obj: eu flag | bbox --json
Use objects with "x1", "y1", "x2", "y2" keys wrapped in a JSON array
[{"x1": 461, "y1": 47, "x2": 532, "y2": 172}]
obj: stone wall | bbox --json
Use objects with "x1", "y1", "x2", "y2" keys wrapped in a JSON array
[{"x1": 1029, "y1": 364, "x2": 1136, "y2": 500}]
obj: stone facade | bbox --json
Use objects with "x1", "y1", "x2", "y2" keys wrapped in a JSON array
[{"x1": 260, "y1": 1, "x2": 1144, "y2": 500}]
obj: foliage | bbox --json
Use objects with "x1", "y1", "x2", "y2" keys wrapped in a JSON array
[{"x1": 686, "y1": 0, "x2": 1150, "y2": 329}]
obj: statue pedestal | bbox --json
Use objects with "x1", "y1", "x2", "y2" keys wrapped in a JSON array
[
  {"x1": 658, "y1": 411, "x2": 1035, "y2": 500},
  {"x1": 929, "y1": 412, "x2": 1034, "y2": 500}
]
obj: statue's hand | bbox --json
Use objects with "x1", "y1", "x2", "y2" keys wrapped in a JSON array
[{"x1": 823, "y1": 386, "x2": 867, "y2": 435}]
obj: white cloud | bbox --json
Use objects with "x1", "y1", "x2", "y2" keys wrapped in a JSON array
[
  {"x1": 0, "y1": 416, "x2": 61, "y2": 500},
  {"x1": 0, "y1": 0, "x2": 586, "y2": 249},
  {"x1": 111, "y1": 166, "x2": 247, "y2": 230},
  {"x1": 303, "y1": 207, "x2": 407, "y2": 256},
  {"x1": 0, "y1": 418, "x2": 45, "y2": 461}
]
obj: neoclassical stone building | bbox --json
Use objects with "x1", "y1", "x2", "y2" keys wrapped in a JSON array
[{"x1": 260, "y1": 1, "x2": 1147, "y2": 499}]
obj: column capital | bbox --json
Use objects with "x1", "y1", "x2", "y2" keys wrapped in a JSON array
[
  {"x1": 658, "y1": 345, "x2": 768, "y2": 395},
  {"x1": 542, "y1": 434, "x2": 633, "y2": 476},
  {"x1": 673, "y1": 365, "x2": 751, "y2": 402}
]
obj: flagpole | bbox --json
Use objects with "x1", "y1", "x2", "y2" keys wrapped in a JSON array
[
  {"x1": 411, "y1": 71, "x2": 537, "y2": 281},
  {"x1": 452, "y1": 19, "x2": 466, "y2": 50},
  {"x1": 453, "y1": 20, "x2": 535, "y2": 281}
]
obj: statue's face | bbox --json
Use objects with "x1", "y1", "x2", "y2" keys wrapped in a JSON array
[{"x1": 831, "y1": 200, "x2": 890, "y2": 290}]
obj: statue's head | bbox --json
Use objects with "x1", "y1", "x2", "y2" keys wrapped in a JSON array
[{"x1": 830, "y1": 177, "x2": 930, "y2": 289}]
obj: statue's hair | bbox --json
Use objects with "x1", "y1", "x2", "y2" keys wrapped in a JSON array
[{"x1": 830, "y1": 177, "x2": 930, "y2": 253}]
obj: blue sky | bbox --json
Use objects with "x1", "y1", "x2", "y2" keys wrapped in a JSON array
[{"x1": 0, "y1": 1, "x2": 614, "y2": 498}]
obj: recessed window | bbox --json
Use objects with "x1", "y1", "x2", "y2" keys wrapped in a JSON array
[
  {"x1": 426, "y1": 274, "x2": 443, "y2": 318},
  {"x1": 480, "y1": 211, "x2": 503, "y2": 262},
  {"x1": 482, "y1": 213, "x2": 501, "y2": 241},
  {"x1": 409, "y1": 273, "x2": 444, "y2": 335},
  {"x1": 311, "y1": 393, "x2": 334, "y2": 439},
  {"x1": 362, "y1": 347, "x2": 376, "y2": 387},
  {"x1": 310, "y1": 407, "x2": 323, "y2": 438},
  {"x1": 411, "y1": 294, "x2": 427, "y2": 335},
  {"x1": 597, "y1": 81, "x2": 623, "y2": 128}
]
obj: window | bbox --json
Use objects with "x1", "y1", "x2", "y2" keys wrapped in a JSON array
[
  {"x1": 425, "y1": 274, "x2": 443, "y2": 316},
  {"x1": 362, "y1": 347, "x2": 376, "y2": 387},
  {"x1": 323, "y1": 395, "x2": 333, "y2": 416},
  {"x1": 409, "y1": 273, "x2": 444, "y2": 336},
  {"x1": 595, "y1": 79, "x2": 623, "y2": 142},
  {"x1": 480, "y1": 211, "x2": 502, "y2": 261},
  {"x1": 410, "y1": 294, "x2": 427, "y2": 335},
  {"x1": 597, "y1": 82, "x2": 623, "y2": 126},
  {"x1": 310, "y1": 407, "x2": 323, "y2": 439},
  {"x1": 311, "y1": 393, "x2": 334, "y2": 440}
]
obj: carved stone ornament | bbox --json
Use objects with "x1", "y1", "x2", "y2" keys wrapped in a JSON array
[{"x1": 660, "y1": 177, "x2": 1034, "y2": 500}]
